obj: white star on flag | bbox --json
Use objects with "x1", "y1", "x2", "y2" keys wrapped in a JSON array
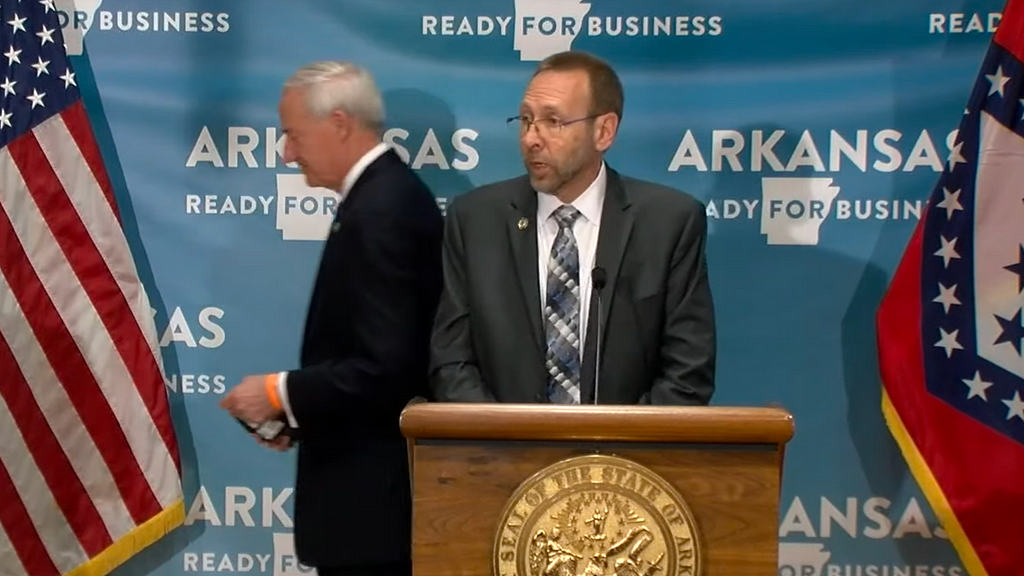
[
  {"x1": 947, "y1": 140, "x2": 967, "y2": 171},
  {"x1": 933, "y1": 283, "x2": 961, "y2": 313},
  {"x1": 936, "y1": 187, "x2": 963, "y2": 220},
  {"x1": 4, "y1": 45, "x2": 20, "y2": 65},
  {"x1": 986, "y1": 65, "x2": 1011, "y2": 97},
  {"x1": 934, "y1": 235, "x2": 961, "y2": 268},
  {"x1": 962, "y1": 371, "x2": 994, "y2": 400},
  {"x1": 30, "y1": 54, "x2": 47, "y2": 76},
  {"x1": 26, "y1": 87, "x2": 44, "y2": 107},
  {"x1": 935, "y1": 328, "x2": 964, "y2": 357},
  {"x1": 1002, "y1": 391, "x2": 1024, "y2": 420},
  {"x1": 59, "y1": 68, "x2": 74, "y2": 88},
  {"x1": 7, "y1": 13, "x2": 26, "y2": 33},
  {"x1": 35, "y1": 24, "x2": 53, "y2": 45}
]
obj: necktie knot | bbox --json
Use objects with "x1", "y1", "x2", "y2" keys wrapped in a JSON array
[{"x1": 552, "y1": 205, "x2": 581, "y2": 230}]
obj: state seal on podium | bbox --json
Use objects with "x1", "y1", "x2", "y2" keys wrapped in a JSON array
[{"x1": 493, "y1": 454, "x2": 702, "y2": 576}]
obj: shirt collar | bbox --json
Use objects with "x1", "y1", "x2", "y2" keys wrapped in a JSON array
[
  {"x1": 339, "y1": 142, "x2": 390, "y2": 200},
  {"x1": 537, "y1": 162, "x2": 607, "y2": 225}
]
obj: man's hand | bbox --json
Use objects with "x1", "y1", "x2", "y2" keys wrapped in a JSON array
[
  {"x1": 253, "y1": 434, "x2": 293, "y2": 452},
  {"x1": 220, "y1": 374, "x2": 282, "y2": 423}
]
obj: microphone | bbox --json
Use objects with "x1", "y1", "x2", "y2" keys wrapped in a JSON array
[{"x1": 591, "y1": 267, "x2": 607, "y2": 404}]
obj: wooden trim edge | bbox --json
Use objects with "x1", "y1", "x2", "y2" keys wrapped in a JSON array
[{"x1": 400, "y1": 403, "x2": 794, "y2": 445}]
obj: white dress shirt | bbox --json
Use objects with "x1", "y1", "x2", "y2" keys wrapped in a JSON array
[
  {"x1": 276, "y1": 142, "x2": 391, "y2": 429},
  {"x1": 536, "y1": 162, "x2": 606, "y2": 358}
]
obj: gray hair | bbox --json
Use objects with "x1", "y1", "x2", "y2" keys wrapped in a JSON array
[{"x1": 284, "y1": 61, "x2": 385, "y2": 133}]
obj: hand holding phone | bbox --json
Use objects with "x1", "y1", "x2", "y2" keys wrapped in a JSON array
[{"x1": 236, "y1": 417, "x2": 289, "y2": 441}]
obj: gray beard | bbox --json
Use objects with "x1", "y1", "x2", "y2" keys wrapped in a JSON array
[{"x1": 527, "y1": 157, "x2": 586, "y2": 195}]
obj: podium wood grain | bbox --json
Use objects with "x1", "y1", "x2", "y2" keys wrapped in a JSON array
[{"x1": 401, "y1": 404, "x2": 793, "y2": 576}]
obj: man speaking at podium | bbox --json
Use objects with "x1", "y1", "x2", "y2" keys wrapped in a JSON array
[{"x1": 429, "y1": 51, "x2": 716, "y2": 406}]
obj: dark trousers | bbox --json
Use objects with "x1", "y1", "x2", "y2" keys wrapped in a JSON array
[{"x1": 315, "y1": 562, "x2": 411, "y2": 576}]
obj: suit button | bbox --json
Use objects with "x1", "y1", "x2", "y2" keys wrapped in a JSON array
[{"x1": 534, "y1": 393, "x2": 543, "y2": 402}]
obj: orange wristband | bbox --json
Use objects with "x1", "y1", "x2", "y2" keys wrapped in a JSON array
[{"x1": 265, "y1": 373, "x2": 282, "y2": 410}]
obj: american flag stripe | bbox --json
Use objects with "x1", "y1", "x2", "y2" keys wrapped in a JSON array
[
  {"x1": 34, "y1": 110, "x2": 179, "y2": 484},
  {"x1": 0, "y1": 145, "x2": 166, "y2": 525},
  {"x1": 0, "y1": 324, "x2": 114, "y2": 556},
  {"x1": 0, "y1": 458, "x2": 59, "y2": 576},
  {"x1": 61, "y1": 104, "x2": 119, "y2": 222},
  {"x1": 0, "y1": 267, "x2": 136, "y2": 541},
  {"x1": 0, "y1": 391, "x2": 88, "y2": 574},
  {"x1": 38, "y1": 106, "x2": 168, "y2": 384},
  {"x1": 0, "y1": 1, "x2": 183, "y2": 573}
]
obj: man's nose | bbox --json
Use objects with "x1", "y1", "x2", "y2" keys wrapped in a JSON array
[{"x1": 521, "y1": 126, "x2": 543, "y2": 149}]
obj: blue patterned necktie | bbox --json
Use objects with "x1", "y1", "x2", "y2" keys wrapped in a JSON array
[{"x1": 545, "y1": 205, "x2": 582, "y2": 403}]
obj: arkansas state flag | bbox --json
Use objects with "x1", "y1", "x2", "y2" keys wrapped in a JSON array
[{"x1": 877, "y1": 1, "x2": 1024, "y2": 575}]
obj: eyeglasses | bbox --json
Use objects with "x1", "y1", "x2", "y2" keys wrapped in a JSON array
[{"x1": 506, "y1": 114, "x2": 599, "y2": 136}]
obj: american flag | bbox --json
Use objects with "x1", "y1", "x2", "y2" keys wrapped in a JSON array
[
  {"x1": 877, "y1": 0, "x2": 1024, "y2": 574},
  {"x1": 0, "y1": 1, "x2": 183, "y2": 575}
]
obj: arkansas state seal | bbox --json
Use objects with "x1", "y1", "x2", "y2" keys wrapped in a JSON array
[{"x1": 493, "y1": 454, "x2": 702, "y2": 576}]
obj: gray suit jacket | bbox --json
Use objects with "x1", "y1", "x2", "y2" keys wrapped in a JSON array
[{"x1": 429, "y1": 165, "x2": 715, "y2": 405}]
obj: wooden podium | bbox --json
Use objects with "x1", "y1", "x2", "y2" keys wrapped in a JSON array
[{"x1": 399, "y1": 403, "x2": 794, "y2": 576}]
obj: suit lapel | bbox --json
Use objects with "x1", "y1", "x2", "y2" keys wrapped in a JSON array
[
  {"x1": 581, "y1": 168, "x2": 633, "y2": 402},
  {"x1": 595, "y1": 169, "x2": 633, "y2": 326},
  {"x1": 508, "y1": 181, "x2": 544, "y2": 354}
]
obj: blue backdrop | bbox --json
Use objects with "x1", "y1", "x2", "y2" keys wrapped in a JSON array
[{"x1": 57, "y1": 0, "x2": 1005, "y2": 574}]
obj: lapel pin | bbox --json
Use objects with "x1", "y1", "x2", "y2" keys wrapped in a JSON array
[
  {"x1": 518, "y1": 217, "x2": 529, "y2": 230},
  {"x1": 331, "y1": 222, "x2": 341, "y2": 233}
]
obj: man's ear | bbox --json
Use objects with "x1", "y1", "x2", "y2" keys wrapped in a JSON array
[
  {"x1": 594, "y1": 112, "x2": 618, "y2": 153},
  {"x1": 329, "y1": 109, "x2": 351, "y2": 139}
]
